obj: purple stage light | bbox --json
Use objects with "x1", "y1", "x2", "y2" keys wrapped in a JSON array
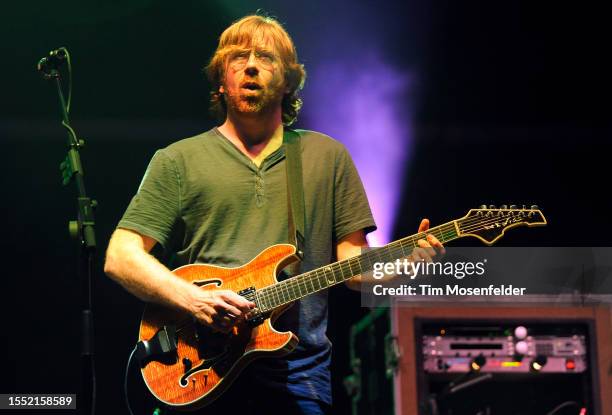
[{"x1": 304, "y1": 53, "x2": 413, "y2": 246}]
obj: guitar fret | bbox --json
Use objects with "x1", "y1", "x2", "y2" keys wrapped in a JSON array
[
  {"x1": 284, "y1": 282, "x2": 291, "y2": 302},
  {"x1": 259, "y1": 289, "x2": 267, "y2": 310},
  {"x1": 331, "y1": 266, "x2": 339, "y2": 284},
  {"x1": 272, "y1": 285, "x2": 283, "y2": 305},
  {"x1": 290, "y1": 278, "x2": 298, "y2": 299},
  {"x1": 264, "y1": 288, "x2": 272, "y2": 310},
  {"x1": 290, "y1": 281, "x2": 295, "y2": 301},
  {"x1": 305, "y1": 274, "x2": 312, "y2": 293},
  {"x1": 306, "y1": 274, "x2": 313, "y2": 292},
  {"x1": 275, "y1": 285, "x2": 283, "y2": 306},
  {"x1": 302, "y1": 274, "x2": 310, "y2": 295},
  {"x1": 310, "y1": 270, "x2": 318, "y2": 291},
  {"x1": 273, "y1": 285, "x2": 281, "y2": 307},
  {"x1": 256, "y1": 291, "x2": 265, "y2": 311},
  {"x1": 399, "y1": 240, "x2": 408, "y2": 257},
  {"x1": 342, "y1": 261, "x2": 351, "y2": 281},
  {"x1": 291, "y1": 276, "x2": 298, "y2": 297},
  {"x1": 338, "y1": 262, "x2": 346, "y2": 281},
  {"x1": 322, "y1": 266, "x2": 332, "y2": 286},
  {"x1": 360, "y1": 250, "x2": 374, "y2": 272},
  {"x1": 346, "y1": 258, "x2": 356, "y2": 279},
  {"x1": 327, "y1": 269, "x2": 333, "y2": 286},
  {"x1": 284, "y1": 280, "x2": 293, "y2": 304},
  {"x1": 295, "y1": 276, "x2": 303, "y2": 297},
  {"x1": 286, "y1": 279, "x2": 293, "y2": 301},
  {"x1": 355, "y1": 257, "x2": 364, "y2": 275},
  {"x1": 322, "y1": 269, "x2": 329, "y2": 287},
  {"x1": 317, "y1": 270, "x2": 326, "y2": 289},
  {"x1": 260, "y1": 289, "x2": 269, "y2": 311},
  {"x1": 285, "y1": 282, "x2": 291, "y2": 304}
]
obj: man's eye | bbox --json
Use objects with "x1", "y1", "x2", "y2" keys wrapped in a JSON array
[
  {"x1": 231, "y1": 51, "x2": 249, "y2": 60},
  {"x1": 256, "y1": 52, "x2": 274, "y2": 62}
]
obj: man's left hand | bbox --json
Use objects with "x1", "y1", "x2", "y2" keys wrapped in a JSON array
[{"x1": 410, "y1": 218, "x2": 446, "y2": 263}]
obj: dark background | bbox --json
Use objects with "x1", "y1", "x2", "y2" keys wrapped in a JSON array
[{"x1": 2, "y1": 1, "x2": 610, "y2": 414}]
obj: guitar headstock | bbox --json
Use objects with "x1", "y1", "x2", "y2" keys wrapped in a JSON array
[{"x1": 458, "y1": 204, "x2": 547, "y2": 245}]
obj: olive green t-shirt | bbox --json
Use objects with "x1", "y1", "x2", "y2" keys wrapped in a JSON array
[
  {"x1": 117, "y1": 127, "x2": 376, "y2": 403},
  {"x1": 119, "y1": 127, "x2": 375, "y2": 270}
]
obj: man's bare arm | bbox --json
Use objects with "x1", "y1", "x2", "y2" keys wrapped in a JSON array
[
  {"x1": 336, "y1": 230, "x2": 369, "y2": 291},
  {"x1": 104, "y1": 228, "x2": 254, "y2": 331}
]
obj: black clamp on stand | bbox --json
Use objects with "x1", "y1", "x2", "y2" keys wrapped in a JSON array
[{"x1": 37, "y1": 47, "x2": 97, "y2": 415}]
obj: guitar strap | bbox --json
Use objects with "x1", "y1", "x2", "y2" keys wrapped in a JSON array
[{"x1": 283, "y1": 128, "x2": 305, "y2": 263}]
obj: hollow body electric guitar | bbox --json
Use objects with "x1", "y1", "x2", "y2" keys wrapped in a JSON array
[{"x1": 136, "y1": 205, "x2": 546, "y2": 410}]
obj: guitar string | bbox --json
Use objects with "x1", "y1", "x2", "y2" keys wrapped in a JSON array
[
  {"x1": 261, "y1": 209, "x2": 541, "y2": 305},
  {"x1": 450, "y1": 210, "x2": 539, "y2": 233},
  {"x1": 256, "y1": 212, "x2": 541, "y2": 309},
  {"x1": 174, "y1": 211, "x2": 541, "y2": 331},
  {"x1": 263, "y1": 212, "x2": 529, "y2": 299},
  {"x1": 456, "y1": 217, "x2": 528, "y2": 234},
  {"x1": 259, "y1": 224, "x2": 455, "y2": 308},
  {"x1": 258, "y1": 220, "x2": 465, "y2": 306}
]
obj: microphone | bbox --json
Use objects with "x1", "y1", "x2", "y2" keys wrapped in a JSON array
[{"x1": 37, "y1": 47, "x2": 68, "y2": 78}]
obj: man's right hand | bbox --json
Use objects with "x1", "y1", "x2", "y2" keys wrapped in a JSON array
[
  {"x1": 105, "y1": 229, "x2": 256, "y2": 333},
  {"x1": 189, "y1": 288, "x2": 256, "y2": 332}
]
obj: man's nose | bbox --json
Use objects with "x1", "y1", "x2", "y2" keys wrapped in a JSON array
[{"x1": 245, "y1": 52, "x2": 259, "y2": 75}]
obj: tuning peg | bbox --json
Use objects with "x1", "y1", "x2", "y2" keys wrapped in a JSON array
[
  {"x1": 530, "y1": 205, "x2": 539, "y2": 210},
  {"x1": 500, "y1": 204, "x2": 508, "y2": 209},
  {"x1": 489, "y1": 204, "x2": 496, "y2": 209},
  {"x1": 510, "y1": 204, "x2": 517, "y2": 209},
  {"x1": 479, "y1": 204, "x2": 487, "y2": 209}
]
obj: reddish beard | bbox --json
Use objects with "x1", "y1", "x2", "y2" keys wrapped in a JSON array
[{"x1": 225, "y1": 85, "x2": 284, "y2": 115}]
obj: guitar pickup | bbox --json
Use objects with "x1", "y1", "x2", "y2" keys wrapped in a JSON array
[
  {"x1": 246, "y1": 310, "x2": 266, "y2": 327},
  {"x1": 135, "y1": 325, "x2": 178, "y2": 361}
]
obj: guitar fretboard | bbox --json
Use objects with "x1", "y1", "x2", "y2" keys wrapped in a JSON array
[{"x1": 255, "y1": 221, "x2": 460, "y2": 312}]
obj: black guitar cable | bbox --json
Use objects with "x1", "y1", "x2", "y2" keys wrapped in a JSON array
[{"x1": 124, "y1": 346, "x2": 137, "y2": 415}]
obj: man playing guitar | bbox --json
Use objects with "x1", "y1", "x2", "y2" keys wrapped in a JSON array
[{"x1": 104, "y1": 14, "x2": 443, "y2": 414}]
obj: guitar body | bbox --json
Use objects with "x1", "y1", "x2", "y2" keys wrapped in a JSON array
[{"x1": 139, "y1": 244, "x2": 299, "y2": 411}]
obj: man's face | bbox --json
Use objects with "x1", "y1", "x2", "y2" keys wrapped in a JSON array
[{"x1": 220, "y1": 40, "x2": 286, "y2": 117}]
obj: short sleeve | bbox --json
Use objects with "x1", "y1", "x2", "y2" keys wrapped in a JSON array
[
  {"x1": 117, "y1": 150, "x2": 181, "y2": 250},
  {"x1": 333, "y1": 146, "x2": 377, "y2": 241}
]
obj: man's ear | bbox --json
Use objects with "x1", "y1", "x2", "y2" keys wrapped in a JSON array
[{"x1": 219, "y1": 85, "x2": 225, "y2": 94}]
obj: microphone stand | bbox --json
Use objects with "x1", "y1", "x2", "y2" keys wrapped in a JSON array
[{"x1": 38, "y1": 47, "x2": 97, "y2": 415}]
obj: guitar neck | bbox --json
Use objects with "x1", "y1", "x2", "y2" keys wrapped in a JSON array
[{"x1": 255, "y1": 220, "x2": 462, "y2": 312}]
